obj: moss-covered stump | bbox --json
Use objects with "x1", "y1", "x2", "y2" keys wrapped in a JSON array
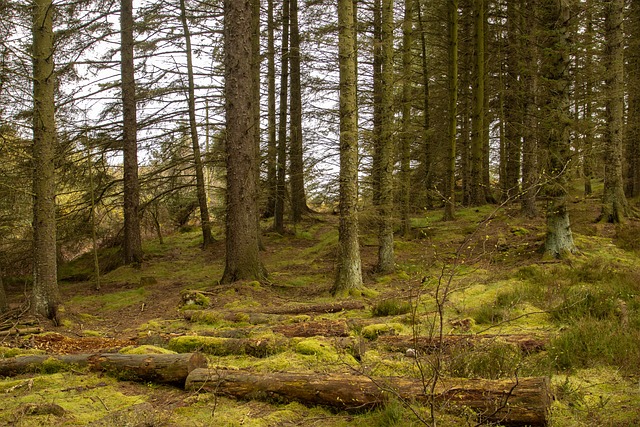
[
  {"x1": 185, "y1": 369, "x2": 551, "y2": 426},
  {"x1": 378, "y1": 334, "x2": 548, "y2": 354},
  {"x1": 0, "y1": 353, "x2": 207, "y2": 386},
  {"x1": 168, "y1": 335, "x2": 287, "y2": 358}
]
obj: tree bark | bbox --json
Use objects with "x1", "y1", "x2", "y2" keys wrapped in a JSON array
[
  {"x1": 599, "y1": 0, "x2": 629, "y2": 223},
  {"x1": 332, "y1": 0, "x2": 363, "y2": 296},
  {"x1": 289, "y1": 0, "x2": 308, "y2": 224},
  {"x1": 470, "y1": 0, "x2": 487, "y2": 206},
  {"x1": 121, "y1": 0, "x2": 143, "y2": 265},
  {"x1": 399, "y1": 0, "x2": 413, "y2": 237},
  {"x1": 0, "y1": 353, "x2": 207, "y2": 386},
  {"x1": 274, "y1": 0, "x2": 290, "y2": 234},
  {"x1": 0, "y1": 274, "x2": 7, "y2": 314},
  {"x1": 179, "y1": 0, "x2": 214, "y2": 247},
  {"x1": 32, "y1": 0, "x2": 60, "y2": 321},
  {"x1": 375, "y1": 0, "x2": 395, "y2": 273},
  {"x1": 264, "y1": 0, "x2": 277, "y2": 218},
  {"x1": 186, "y1": 369, "x2": 551, "y2": 426},
  {"x1": 626, "y1": 0, "x2": 640, "y2": 198},
  {"x1": 221, "y1": 0, "x2": 266, "y2": 283},
  {"x1": 416, "y1": 0, "x2": 433, "y2": 209},
  {"x1": 443, "y1": 0, "x2": 459, "y2": 221},
  {"x1": 540, "y1": 0, "x2": 576, "y2": 258}
]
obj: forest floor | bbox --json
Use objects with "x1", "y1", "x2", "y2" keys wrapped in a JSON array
[{"x1": 1, "y1": 185, "x2": 640, "y2": 426}]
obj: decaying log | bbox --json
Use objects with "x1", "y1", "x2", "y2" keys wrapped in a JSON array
[
  {"x1": 273, "y1": 320, "x2": 350, "y2": 338},
  {"x1": 260, "y1": 301, "x2": 366, "y2": 315},
  {"x1": 168, "y1": 335, "x2": 287, "y2": 358},
  {"x1": 0, "y1": 353, "x2": 207, "y2": 386},
  {"x1": 185, "y1": 369, "x2": 550, "y2": 426},
  {"x1": 182, "y1": 310, "x2": 279, "y2": 325},
  {"x1": 377, "y1": 334, "x2": 547, "y2": 353},
  {"x1": 0, "y1": 327, "x2": 43, "y2": 337}
]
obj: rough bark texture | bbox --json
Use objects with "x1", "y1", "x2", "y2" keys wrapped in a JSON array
[
  {"x1": 399, "y1": 0, "x2": 412, "y2": 236},
  {"x1": 0, "y1": 275, "x2": 7, "y2": 314},
  {"x1": 259, "y1": 300, "x2": 365, "y2": 314},
  {"x1": 416, "y1": 0, "x2": 433, "y2": 209},
  {"x1": 626, "y1": 0, "x2": 640, "y2": 198},
  {"x1": 0, "y1": 353, "x2": 207, "y2": 386},
  {"x1": 520, "y1": 0, "x2": 539, "y2": 218},
  {"x1": 179, "y1": 0, "x2": 213, "y2": 247},
  {"x1": 186, "y1": 369, "x2": 551, "y2": 426},
  {"x1": 32, "y1": 0, "x2": 60, "y2": 321},
  {"x1": 121, "y1": 0, "x2": 143, "y2": 265},
  {"x1": 599, "y1": 0, "x2": 629, "y2": 223},
  {"x1": 540, "y1": 0, "x2": 576, "y2": 258},
  {"x1": 273, "y1": 320, "x2": 350, "y2": 338},
  {"x1": 274, "y1": 0, "x2": 290, "y2": 234},
  {"x1": 332, "y1": 0, "x2": 363, "y2": 296},
  {"x1": 443, "y1": 0, "x2": 458, "y2": 221},
  {"x1": 470, "y1": 0, "x2": 487, "y2": 206},
  {"x1": 222, "y1": 0, "x2": 265, "y2": 283},
  {"x1": 375, "y1": 0, "x2": 395, "y2": 274},
  {"x1": 289, "y1": 0, "x2": 307, "y2": 224},
  {"x1": 264, "y1": 0, "x2": 277, "y2": 218}
]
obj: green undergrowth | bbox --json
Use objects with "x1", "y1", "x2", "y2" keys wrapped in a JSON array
[{"x1": 68, "y1": 286, "x2": 147, "y2": 311}]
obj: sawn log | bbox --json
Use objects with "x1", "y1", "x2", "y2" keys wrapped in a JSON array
[
  {"x1": 0, "y1": 352, "x2": 207, "y2": 386},
  {"x1": 185, "y1": 369, "x2": 550, "y2": 426}
]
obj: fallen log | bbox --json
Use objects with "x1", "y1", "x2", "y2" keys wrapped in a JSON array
[
  {"x1": 0, "y1": 353, "x2": 207, "y2": 386},
  {"x1": 0, "y1": 327, "x2": 43, "y2": 337},
  {"x1": 273, "y1": 320, "x2": 350, "y2": 338},
  {"x1": 185, "y1": 369, "x2": 550, "y2": 426},
  {"x1": 167, "y1": 335, "x2": 287, "y2": 358},
  {"x1": 260, "y1": 300, "x2": 366, "y2": 315},
  {"x1": 377, "y1": 334, "x2": 547, "y2": 354}
]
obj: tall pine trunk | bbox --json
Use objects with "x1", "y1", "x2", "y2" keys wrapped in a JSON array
[
  {"x1": 32, "y1": 0, "x2": 60, "y2": 322},
  {"x1": 470, "y1": 0, "x2": 486, "y2": 206},
  {"x1": 599, "y1": 0, "x2": 629, "y2": 223},
  {"x1": 179, "y1": 0, "x2": 214, "y2": 247},
  {"x1": 540, "y1": 0, "x2": 576, "y2": 258},
  {"x1": 399, "y1": 0, "x2": 413, "y2": 237},
  {"x1": 626, "y1": 0, "x2": 640, "y2": 197},
  {"x1": 222, "y1": 0, "x2": 266, "y2": 283},
  {"x1": 443, "y1": 0, "x2": 459, "y2": 221},
  {"x1": 275, "y1": 0, "x2": 290, "y2": 234},
  {"x1": 265, "y1": 0, "x2": 277, "y2": 218},
  {"x1": 375, "y1": 0, "x2": 395, "y2": 273},
  {"x1": 332, "y1": 0, "x2": 363, "y2": 296},
  {"x1": 289, "y1": 0, "x2": 307, "y2": 224},
  {"x1": 121, "y1": 0, "x2": 143, "y2": 265}
]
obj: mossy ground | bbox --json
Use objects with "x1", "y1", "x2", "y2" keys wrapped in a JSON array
[{"x1": 2, "y1": 196, "x2": 640, "y2": 426}]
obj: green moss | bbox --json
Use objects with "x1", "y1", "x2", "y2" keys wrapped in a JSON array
[
  {"x1": 180, "y1": 289, "x2": 211, "y2": 308},
  {"x1": 361, "y1": 323, "x2": 405, "y2": 340},
  {"x1": 294, "y1": 338, "x2": 338, "y2": 360},
  {"x1": 168, "y1": 335, "x2": 286, "y2": 358},
  {"x1": 68, "y1": 287, "x2": 147, "y2": 311},
  {"x1": 371, "y1": 299, "x2": 412, "y2": 317},
  {"x1": 119, "y1": 345, "x2": 176, "y2": 355}
]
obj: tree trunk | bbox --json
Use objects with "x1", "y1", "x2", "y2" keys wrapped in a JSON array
[
  {"x1": 0, "y1": 353, "x2": 206, "y2": 386},
  {"x1": 121, "y1": 0, "x2": 143, "y2": 265},
  {"x1": 443, "y1": 0, "x2": 459, "y2": 221},
  {"x1": 332, "y1": 0, "x2": 363, "y2": 297},
  {"x1": 289, "y1": 0, "x2": 308, "y2": 224},
  {"x1": 32, "y1": 0, "x2": 60, "y2": 322},
  {"x1": 470, "y1": 0, "x2": 486, "y2": 206},
  {"x1": 179, "y1": 0, "x2": 214, "y2": 247},
  {"x1": 265, "y1": 0, "x2": 277, "y2": 218},
  {"x1": 221, "y1": 0, "x2": 266, "y2": 283},
  {"x1": 0, "y1": 274, "x2": 7, "y2": 314},
  {"x1": 375, "y1": 0, "x2": 395, "y2": 273},
  {"x1": 399, "y1": 0, "x2": 413, "y2": 237},
  {"x1": 186, "y1": 369, "x2": 551, "y2": 426},
  {"x1": 416, "y1": 0, "x2": 433, "y2": 209},
  {"x1": 520, "y1": 0, "x2": 539, "y2": 218},
  {"x1": 626, "y1": 0, "x2": 640, "y2": 197},
  {"x1": 275, "y1": 0, "x2": 290, "y2": 234},
  {"x1": 599, "y1": 0, "x2": 629, "y2": 223},
  {"x1": 540, "y1": 0, "x2": 576, "y2": 258}
]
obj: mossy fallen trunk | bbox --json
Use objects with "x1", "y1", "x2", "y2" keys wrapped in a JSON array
[
  {"x1": 260, "y1": 300, "x2": 365, "y2": 314},
  {"x1": 0, "y1": 353, "x2": 207, "y2": 386},
  {"x1": 273, "y1": 320, "x2": 350, "y2": 337},
  {"x1": 378, "y1": 333, "x2": 547, "y2": 353},
  {"x1": 185, "y1": 369, "x2": 551, "y2": 426},
  {"x1": 168, "y1": 335, "x2": 286, "y2": 358}
]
